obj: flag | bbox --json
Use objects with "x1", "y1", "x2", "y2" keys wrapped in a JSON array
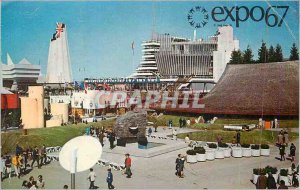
[
  {"x1": 84, "y1": 82, "x2": 88, "y2": 94},
  {"x1": 131, "y1": 41, "x2": 135, "y2": 55}
]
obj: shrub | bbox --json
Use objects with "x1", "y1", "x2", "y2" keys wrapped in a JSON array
[
  {"x1": 208, "y1": 143, "x2": 217, "y2": 149},
  {"x1": 280, "y1": 169, "x2": 288, "y2": 176},
  {"x1": 260, "y1": 144, "x2": 269, "y2": 149},
  {"x1": 194, "y1": 147, "x2": 206, "y2": 154},
  {"x1": 265, "y1": 166, "x2": 278, "y2": 174},
  {"x1": 241, "y1": 144, "x2": 250, "y2": 148},
  {"x1": 251, "y1": 145, "x2": 260, "y2": 150},
  {"x1": 186, "y1": 149, "x2": 196, "y2": 155},
  {"x1": 218, "y1": 143, "x2": 229, "y2": 148},
  {"x1": 253, "y1": 168, "x2": 265, "y2": 175}
]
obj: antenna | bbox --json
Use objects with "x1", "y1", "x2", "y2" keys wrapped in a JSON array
[
  {"x1": 193, "y1": 30, "x2": 197, "y2": 41},
  {"x1": 151, "y1": 1, "x2": 156, "y2": 39}
]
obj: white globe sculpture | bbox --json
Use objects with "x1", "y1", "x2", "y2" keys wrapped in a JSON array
[{"x1": 59, "y1": 136, "x2": 102, "y2": 173}]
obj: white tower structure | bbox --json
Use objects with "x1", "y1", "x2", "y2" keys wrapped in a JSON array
[{"x1": 46, "y1": 22, "x2": 72, "y2": 83}]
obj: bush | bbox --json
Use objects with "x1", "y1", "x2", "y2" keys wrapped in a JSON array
[
  {"x1": 218, "y1": 143, "x2": 229, "y2": 148},
  {"x1": 260, "y1": 144, "x2": 269, "y2": 149},
  {"x1": 253, "y1": 168, "x2": 266, "y2": 175},
  {"x1": 194, "y1": 147, "x2": 206, "y2": 154},
  {"x1": 251, "y1": 144, "x2": 260, "y2": 150},
  {"x1": 208, "y1": 143, "x2": 217, "y2": 149},
  {"x1": 265, "y1": 166, "x2": 278, "y2": 174},
  {"x1": 280, "y1": 169, "x2": 288, "y2": 176},
  {"x1": 186, "y1": 149, "x2": 196, "y2": 155},
  {"x1": 241, "y1": 144, "x2": 250, "y2": 148}
]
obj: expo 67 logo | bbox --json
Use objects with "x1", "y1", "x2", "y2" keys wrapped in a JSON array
[
  {"x1": 187, "y1": 6, "x2": 209, "y2": 28},
  {"x1": 187, "y1": 5, "x2": 290, "y2": 28}
]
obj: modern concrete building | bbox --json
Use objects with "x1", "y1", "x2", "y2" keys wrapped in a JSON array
[
  {"x1": 20, "y1": 86, "x2": 44, "y2": 129},
  {"x1": 46, "y1": 22, "x2": 72, "y2": 83},
  {"x1": 130, "y1": 33, "x2": 188, "y2": 79},
  {"x1": 1, "y1": 53, "x2": 41, "y2": 90},
  {"x1": 155, "y1": 26, "x2": 239, "y2": 90},
  {"x1": 129, "y1": 26, "x2": 238, "y2": 91}
]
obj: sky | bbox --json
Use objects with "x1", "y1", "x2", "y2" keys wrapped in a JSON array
[{"x1": 1, "y1": 1, "x2": 299, "y2": 80}]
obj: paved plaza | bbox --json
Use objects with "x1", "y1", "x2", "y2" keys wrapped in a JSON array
[{"x1": 2, "y1": 127, "x2": 299, "y2": 189}]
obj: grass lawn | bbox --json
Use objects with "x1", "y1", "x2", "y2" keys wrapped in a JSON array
[
  {"x1": 177, "y1": 129, "x2": 299, "y2": 145},
  {"x1": 1, "y1": 119, "x2": 116, "y2": 155},
  {"x1": 149, "y1": 115, "x2": 299, "y2": 130}
]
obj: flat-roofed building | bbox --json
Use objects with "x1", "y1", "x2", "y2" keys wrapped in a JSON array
[{"x1": 1, "y1": 53, "x2": 41, "y2": 90}]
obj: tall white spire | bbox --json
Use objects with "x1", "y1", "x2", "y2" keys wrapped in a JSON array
[
  {"x1": 7, "y1": 53, "x2": 14, "y2": 65},
  {"x1": 46, "y1": 22, "x2": 72, "y2": 83}
]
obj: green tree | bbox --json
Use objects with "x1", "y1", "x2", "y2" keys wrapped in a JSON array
[
  {"x1": 268, "y1": 45, "x2": 276, "y2": 62},
  {"x1": 289, "y1": 43, "x2": 299, "y2": 61},
  {"x1": 229, "y1": 50, "x2": 243, "y2": 64},
  {"x1": 275, "y1": 44, "x2": 283, "y2": 62},
  {"x1": 243, "y1": 45, "x2": 254, "y2": 63},
  {"x1": 258, "y1": 41, "x2": 268, "y2": 63}
]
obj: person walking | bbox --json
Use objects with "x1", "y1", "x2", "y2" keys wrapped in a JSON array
[
  {"x1": 175, "y1": 154, "x2": 181, "y2": 176},
  {"x1": 22, "y1": 149, "x2": 28, "y2": 173},
  {"x1": 236, "y1": 131, "x2": 241, "y2": 146},
  {"x1": 178, "y1": 155, "x2": 185, "y2": 178},
  {"x1": 148, "y1": 127, "x2": 152, "y2": 137},
  {"x1": 267, "y1": 172, "x2": 277, "y2": 189},
  {"x1": 179, "y1": 117, "x2": 183, "y2": 128},
  {"x1": 108, "y1": 132, "x2": 116, "y2": 149},
  {"x1": 290, "y1": 143, "x2": 296, "y2": 162},
  {"x1": 106, "y1": 168, "x2": 115, "y2": 189},
  {"x1": 124, "y1": 153, "x2": 132, "y2": 178},
  {"x1": 40, "y1": 145, "x2": 47, "y2": 166},
  {"x1": 16, "y1": 144, "x2": 23, "y2": 156},
  {"x1": 278, "y1": 131, "x2": 284, "y2": 145},
  {"x1": 173, "y1": 129, "x2": 177, "y2": 140},
  {"x1": 87, "y1": 168, "x2": 96, "y2": 189},
  {"x1": 216, "y1": 135, "x2": 223, "y2": 146},
  {"x1": 12, "y1": 154, "x2": 22, "y2": 178},
  {"x1": 4, "y1": 155, "x2": 12, "y2": 179},
  {"x1": 28, "y1": 176, "x2": 35, "y2": 188},
  {"x1": 184, "y1": 135, "x2": 190, "y2": 144},
  {"x1": 36, "y1": 175, "x2": 45, "y2": 189},
  {"x1": 183, "y1": 118, "x2": 187, "y2": 128},
  {"x1": 99, "y1": 132, "x2": 105, "y2": 147},
  {"x1": 31, "y1": 146, "x2": 40, "y2": 169},
  {"x1": 283, "y1": 130, "x2": 289, "y2": 146},
  {"x1": 168, "y1": 120, "x2": 173, "y2": 129},
  {"x1": 256, "y1": 171, "x2": 267, "y2": 189},
  {"x1": 279, "y1": 144, "x2": 286, "y2": 161},
  {"x1": 278, "y1": 180, "x2": 288, "y2": 189}
]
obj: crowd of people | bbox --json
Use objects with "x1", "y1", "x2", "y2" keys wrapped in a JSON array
[
  {"x1": 86, "y1": 126, "x2": 116, "y2": 149},
  {"x1": 256, "y1": 163, "x2": 299, "y2": 189},
  {"x1": 1, "y1": 144, "x2": 47, "y2": 181},
  {"x1": 86, "y1": 153, "x2": 133, "y2": 189},
  {"x1": 21, "y1": 175, "x2": 45, "y2": 189}
]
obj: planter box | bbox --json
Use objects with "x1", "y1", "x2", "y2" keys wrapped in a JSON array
[
  {"x1": 242, "y1": 148, "x2": 252, "y2": 157},
  {"x1": 220, "y1": 147, "x2": 231, "y2": 158},
  {"x1": 232, "y1": 147, "x2": 242, "y2": 158},
  {"x1": 187, "y1": 155, "x2": 197, "y2": 163},
  {"x1": 260, "y1": 148, "x2": 270, "y2": 156},
  {"x1": 206, "y1": 149, "x2": 215, "y2": 161},
  {"x1": 252, "y1": 174, "x2": 259, "y2": 184},
  {"x1": 251, "y1": 149, "x2": 260, "y2": 157},
  {"x1": 279, "y1": 175, "x2": 290, "y2": 186},
  {"x1": 196, "y1": 153, "x2": 206, "y2": 162},
  {"x1": 215, "y1": 149, "x2": 225, "y2": 159},
  {"x1": 273, "y1": 173, "x2": 279, "y2": 183}
]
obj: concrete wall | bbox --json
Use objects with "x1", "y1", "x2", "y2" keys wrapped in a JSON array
[
  {"x1": 21, "y1": 86, "x2": 44, "y2": 129},
  {"x1": 50, "y1": 103, "x2": 69, "y2": 123},
  {"x1": 46, "y1": 118, "x2": 62, "y2": 128}
]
